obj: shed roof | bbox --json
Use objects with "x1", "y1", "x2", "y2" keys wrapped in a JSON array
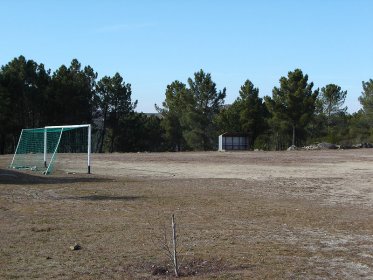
[{"x1": 219, "y1": 132, "x2": 251, "y2": 137}]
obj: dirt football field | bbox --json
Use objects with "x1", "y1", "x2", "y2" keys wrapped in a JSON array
[{"x1": 1, "y1": 150, "x2": 373, "y2": 279}]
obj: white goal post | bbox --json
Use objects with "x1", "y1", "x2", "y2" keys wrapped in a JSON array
[
  {"x1": 10, "y1": 124, "x2": 92, "y2": 174},
  {"x1": 44, "y1": 124, "x2": 91, "y2": 174}
]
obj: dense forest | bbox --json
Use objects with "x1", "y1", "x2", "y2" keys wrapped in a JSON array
[{"x1": 0, "y1": 56, "x2": 372, "y2": 154}]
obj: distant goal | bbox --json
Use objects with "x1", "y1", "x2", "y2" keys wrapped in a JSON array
[{"x1": 10, "y1": 124, "x2": 91, "y2": 175}]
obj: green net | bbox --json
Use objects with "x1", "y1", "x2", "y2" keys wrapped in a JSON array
[{"x1": 10, "y1": 126, "x2": 89, "y2": 174}]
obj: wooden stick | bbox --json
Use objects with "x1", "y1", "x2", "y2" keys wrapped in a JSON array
[{"x1": 172, "y1": 214, "x2": 179, "y2": 277}]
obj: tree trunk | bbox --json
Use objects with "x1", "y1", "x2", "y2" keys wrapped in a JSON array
[
  {"x1": 0, "y1": 134, "x2": 4, "y2": 155},
  {"x1": 110, "y1": 121, "x2": 117, "y2": 153},
  {"x1": 12, "y1": 134, "x2": 17, "y2": 153},
  {"x1": 275, "y1": 132, "x2": 279, "y2": 151},
  {"x1": 98, "y1": 125, "x2": 106, "y2": 153},
  {"x1": 327, "y1": 103, "x2": 331, "y2": 133},
  {"x1": 110, "y1": 132, "x2": 115, "y2": 153},
  {"x1": 99, "y1": 110, "x2": 107, "y2": 153},
  {"x1": 292, "y1": 124, "x2": 296, "y2": 146}
]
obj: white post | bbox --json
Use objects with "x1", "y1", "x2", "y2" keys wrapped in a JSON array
[
  {"x1": 44, "y1": 124, "x2": 91, "y2": 174},
  {"x1": 45, "y1": 128, "x2": 64, "y2": 174},
  {"x1": 171, "y1": 214, "x2": 179, "y2": 277},
  {"x1": 88, "y1": 124, "x2": 91, "y2": 174},
  {"x1": 10, "y1": 129, "x2": 24, "y2": 168},
  {"x1": 44, "y1": 128, "x2": 47, "y2": 168}
]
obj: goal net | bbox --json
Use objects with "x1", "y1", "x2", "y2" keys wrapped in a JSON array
[{"x1": 10, "y1": 124, "x2": 91, "y2": 174}]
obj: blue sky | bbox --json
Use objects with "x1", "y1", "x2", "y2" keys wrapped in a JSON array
[{"x1": 1, "y1": 0, "x2": 372, "y2": 113}]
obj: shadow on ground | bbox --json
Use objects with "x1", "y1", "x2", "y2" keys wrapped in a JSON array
[
  {"x1": 66, "y1": 195, "x2": 142, "y2": 201},
  {"x1": 0, "y1": 168, "x2": 112, "y2": 185}
]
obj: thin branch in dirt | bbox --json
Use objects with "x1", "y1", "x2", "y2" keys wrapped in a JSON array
[
  {"x1": 171, "y1": 214, "x2": 179, "y2": 277},
  {"x1": 147, "y1": 212, "x2": 182, "y2": 277}
]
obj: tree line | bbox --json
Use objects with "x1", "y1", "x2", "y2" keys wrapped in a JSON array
[{"x1": 1, "y1": 56, "x2": 373, "y2": 154}]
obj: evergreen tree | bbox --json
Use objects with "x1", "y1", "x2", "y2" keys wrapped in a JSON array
[
  {"x1": 216, "y1": 80, "x2": 268, "y2": 147},
  {"x1": 47, "y1": 59, "x2": 97, "y2": 125},
  {"x1": 0, "y1": 83, "x2": 11, "y2": 153},
  {"x1": 319, "y1": 84, "x2": 347, "y2": 129},
  {"x1": 0, "y1": 56, "x2": 50, "y2": 129},
  {"x1": 237, "y1": 80, "x2": 268, "y2": 145},
  {"x1": 215, "y1": 103, "x2": 241, "y2": 134},
  {"x1": 348, "y1": 110, "x2": 372, "y2": 143},
  {"x1": 359, "y1": 79, "x2": 373, "y2": 124},
  {"x1": 156, "y1": 81, "x2": 191, "y2": 151},
  {"x1": 113, "y1": 113, "x2": 164, "y2": 152},
  {"x1": 0, "y1": 56, "x2": 51, "y2": 153},
  {"x1": 185, "y1": 70, "x2": 226, "y2": 150},
  {"x1": 95, "y1": 76, "x2": 112, "y2": 152},
  {"x1": 265, "y1": 69, "x2": 319, "y2": 147},
  {"x1": 104, "y1": 73, "x2": 137, "y2": 152}
]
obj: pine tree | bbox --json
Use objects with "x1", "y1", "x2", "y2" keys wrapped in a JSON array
[
  {"x1": 265, "y1": 69, "x2": 319, "y2": 147},
  {"x1": 359, "y1": 79, "x2": 373, "y2": 124},
  {"x1": 156, "y1": 81, "x2": 191, "y2": 151},
  {"x1": 185, "y1": 70, "x2": 226, "y2": 150},
  {"x1": 320, "y1": 84, "x2": 347, "y2": 129},
  {"x1": 237, "y1": 80, "x2": 268, "y2": 144}
]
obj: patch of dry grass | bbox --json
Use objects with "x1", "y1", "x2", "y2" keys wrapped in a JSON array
[{"x1": 1, "y1": 151, "x2": 373, "y2": 279}]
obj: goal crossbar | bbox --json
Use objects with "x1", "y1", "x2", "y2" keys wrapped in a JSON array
[{"x1": 45, "y1": 124, "x2": 91, "y2": 129}]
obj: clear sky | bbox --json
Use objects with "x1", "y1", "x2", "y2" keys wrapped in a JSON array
[{"x1": 1, "y1": 0, "x2": 372, "y2": 113}]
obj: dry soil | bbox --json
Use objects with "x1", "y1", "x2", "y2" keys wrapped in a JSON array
[{"x1": 0, "y1": 150, "x2": 373, "y2": 279}]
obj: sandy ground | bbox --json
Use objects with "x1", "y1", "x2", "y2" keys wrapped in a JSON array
[
  {"x1": 88, "y1": 150, "x2": 373, "y2": 206},
  {"x1": 0, "y1": 150, "x2": 373, "y2": 279}
]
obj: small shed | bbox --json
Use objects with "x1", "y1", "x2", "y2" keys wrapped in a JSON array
[{"x1": 218, "y1": 132, "x2": 250, "y2": 151}]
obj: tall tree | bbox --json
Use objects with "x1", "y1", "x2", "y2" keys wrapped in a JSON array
[
  {"x1": 216, "y1": 80, "x2": 268, "y2": 146},
  {"x1": 237, "y1": 80, "x2": 268, "y2": 144},
  {"x1": 265, "y1": 69, "x2": 319, "y2": 146},
  {"x1": 156, "y1": 81, "x2": 191, "y2": 151},
  {"x1": 101, "y1": 73, "x2": 137, "y2": 152},
  {"x1": 348, "y1": 110, "x2": 371, "y2": 143},
  {"x1": 0, "y1": 56, "x2": 51, "y2": 152},
  {"x1": 215, "y1": 103, "x2": 241, "y2": 134},
  {"x1": 116, "y1": 113, "x2": 165, "y2": 152},
  {"x1": 0, "y1": 56, "x2": 48, "y2": 128},
  {"x1": 359, "y1": 79, "x2": 373, "y2": 124},
  {"x1": 47, "y1": 59, "x2": 97, "y2": 125},
  {"x1": 95, "y1": 76, "x2": 112, "y2": 152},
  {"x1": 0, "y1": 83, "x2": 11, "y2": 153},
  {"x1": 319, "y1": 84, "x2": 347, "y2": 129},
  {"x1": 185, "y1": 70, "x2": 226, "y2": 150}
]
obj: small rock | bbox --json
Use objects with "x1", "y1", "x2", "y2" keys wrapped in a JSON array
[
  {"x1": 287, "y1": 145, "x2": 297, "y2": 151},
  {"x1": 362, "y1": 142, "x2": 373, "y2": 148},
  {"x1": 317, "y1": 142, "x2": 338, "y2": 149},
  {"x1": 301, "y1": 144, "x2": 316, "y2": 150},
  {"x1": 70, "y1": 243, "x2": 81, "y2": 251},
  {"x1": 339, "y1": 144, "x2": 352, "y2": 149}
]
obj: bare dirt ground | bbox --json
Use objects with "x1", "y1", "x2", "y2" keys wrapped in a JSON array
[{"x1": 1, "y1": 150, "x2": 373, "y2": 279}]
